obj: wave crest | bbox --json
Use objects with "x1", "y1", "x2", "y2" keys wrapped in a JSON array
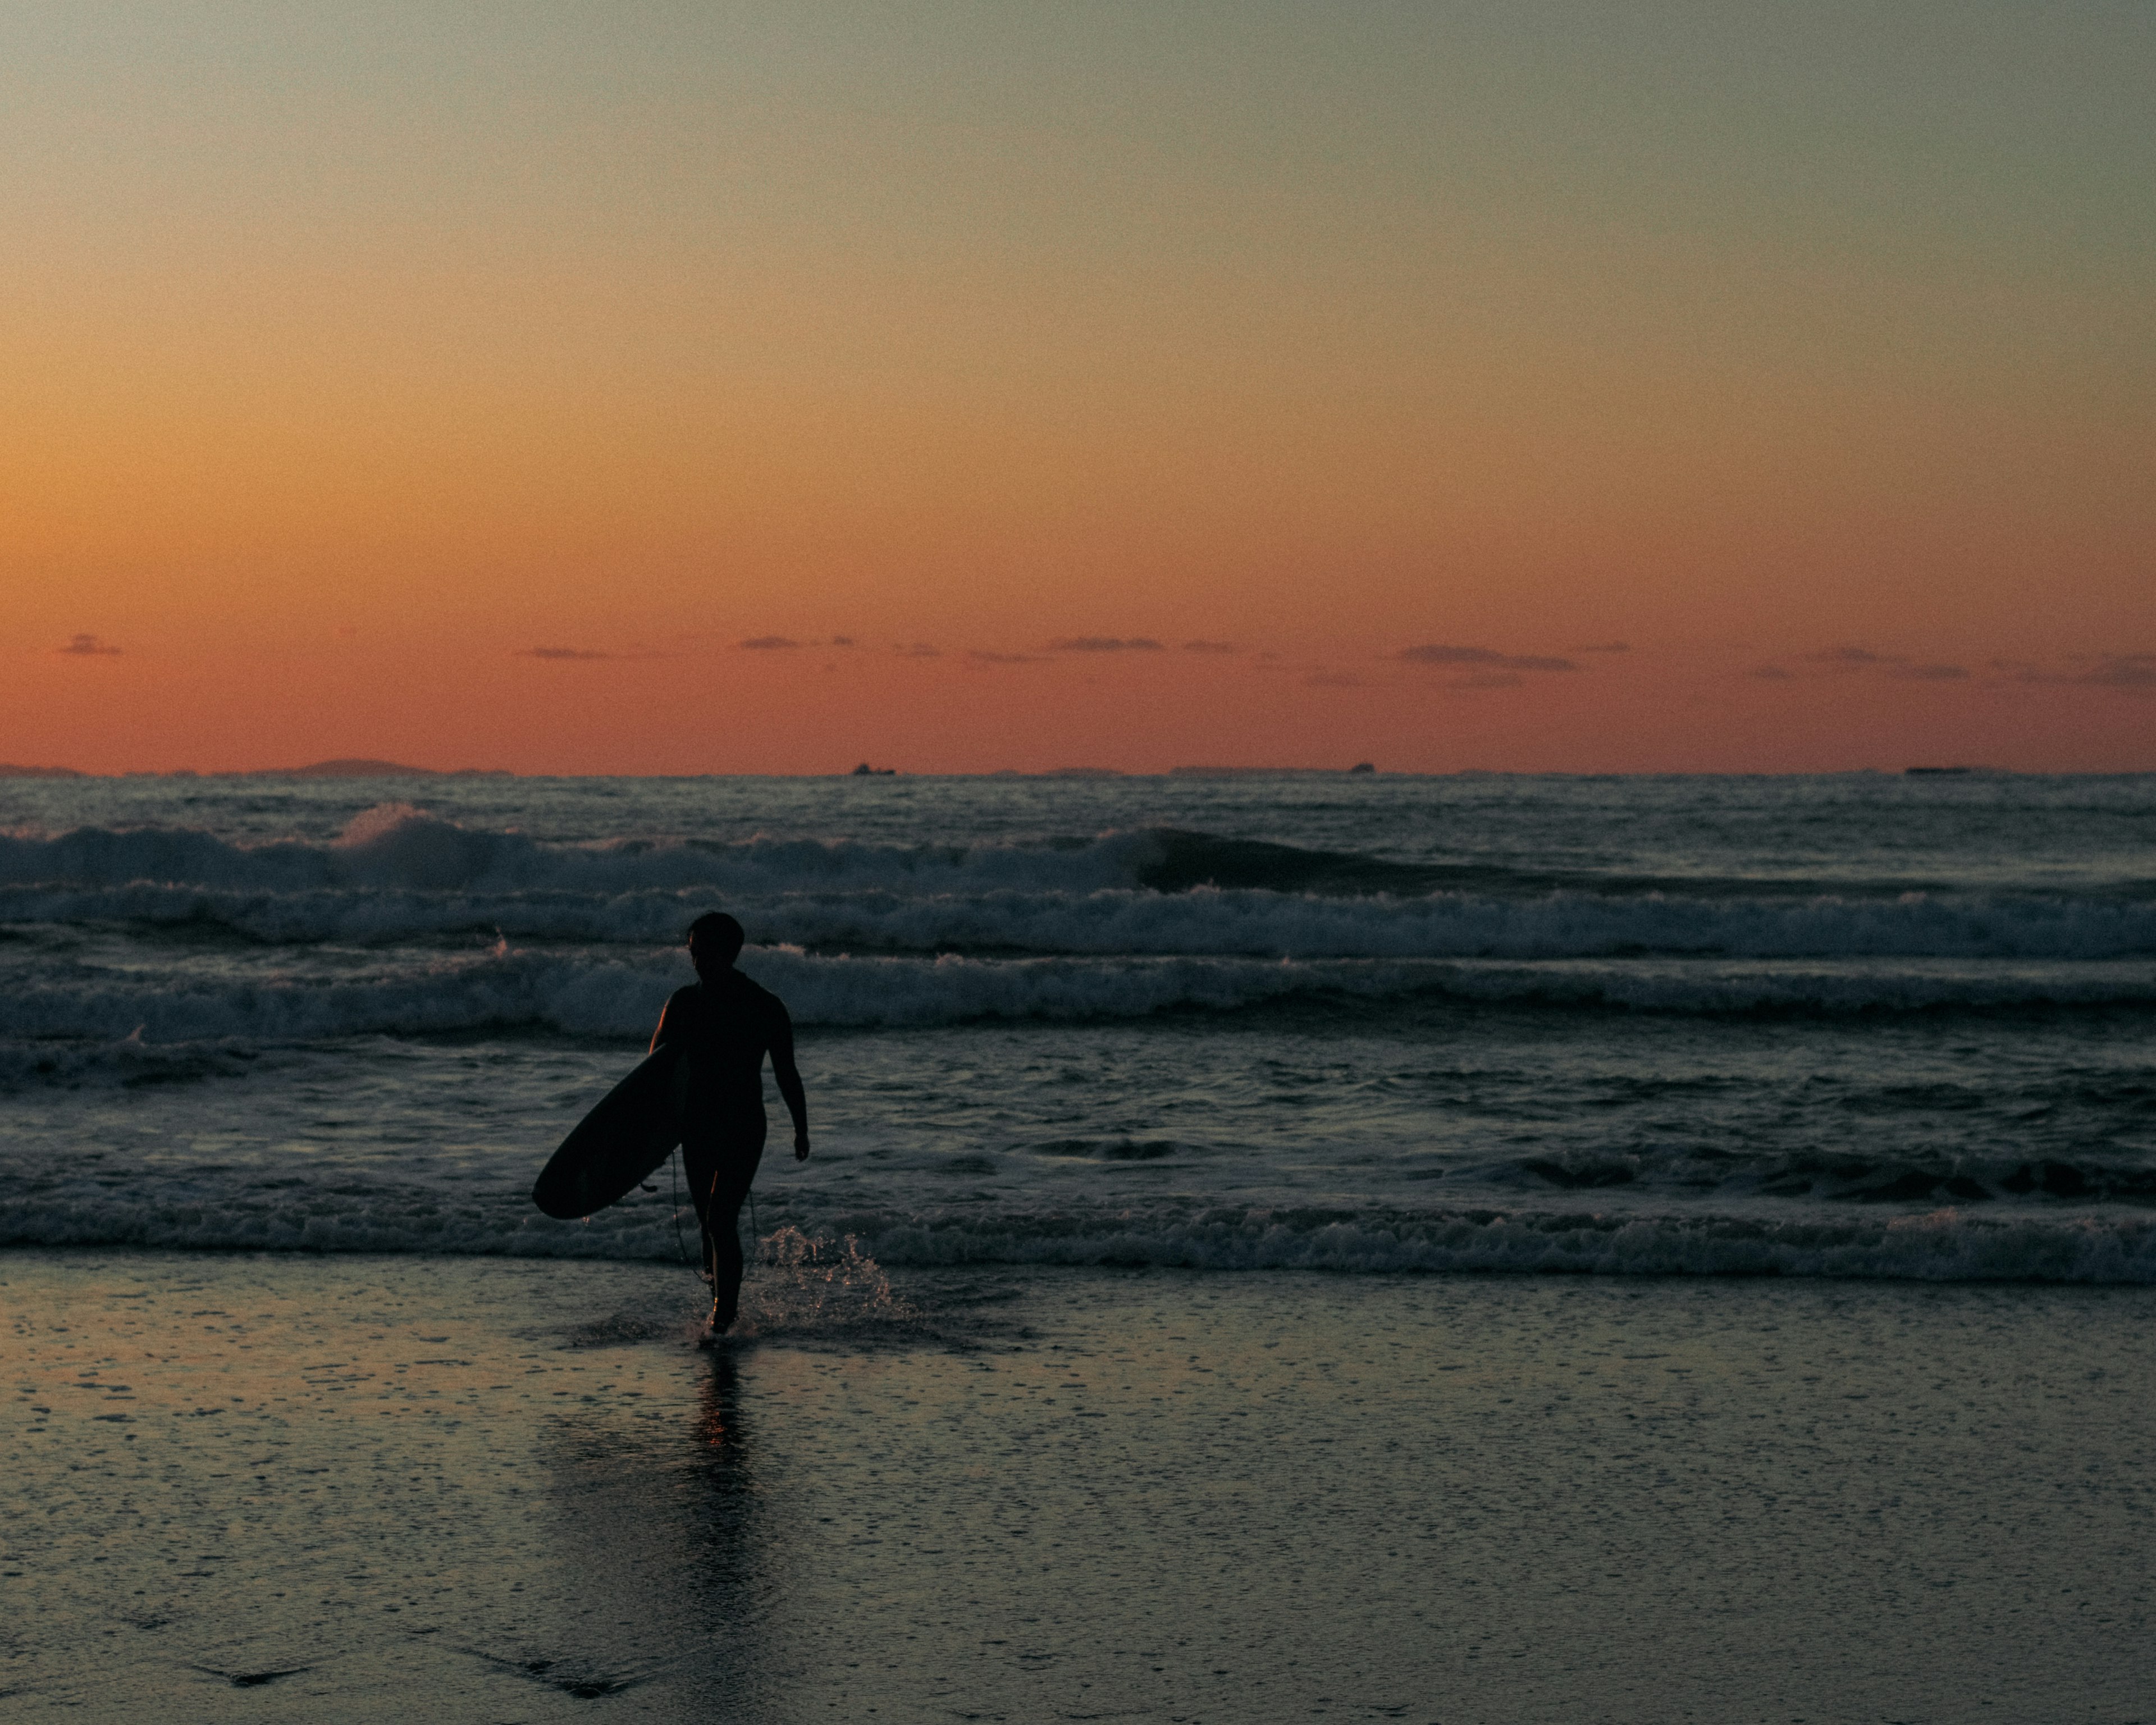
[
  {"x1": 3, "y1": 809, "x2": 2155, "y2": 962},
  {"x1": 6, "y1": 1186, "x2": 2153, "y2": 1283},
  {"x1": 1, "y1": 950, "x2": 2152, "y2": 1065}
]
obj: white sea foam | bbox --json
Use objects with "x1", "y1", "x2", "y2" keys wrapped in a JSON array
[
  {"x1": 6, "y1": 1181, "x2": 2152, "y2": 1283},
  {"x1": 852, "y1": 1205, "x2": 2156, "y2": 1283},
  {"x1": 5, "y1": 869, "x2": 2155, "y2": 967},
  {"x1": 0, "y1": 808, "x2": 1148, "y2": 897},
  {"x1": 3, "y1": 947, "x2": 2153, "y2": 1051}
]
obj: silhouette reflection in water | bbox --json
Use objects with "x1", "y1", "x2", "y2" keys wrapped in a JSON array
[{"x1": 473, "y1": 1350, "x2": 785, "y2": 1713}]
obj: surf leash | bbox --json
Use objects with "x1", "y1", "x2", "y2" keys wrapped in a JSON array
[{"x1": 667, "y1": 1148, "x2": 702, "y2": 1279}]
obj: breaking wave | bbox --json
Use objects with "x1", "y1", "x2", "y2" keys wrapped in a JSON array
[
  {"x1": 6, "y1": 1185, "x2": 2154, "y2": 1283},
  {"x1": 0, "y1": 806, "x2": 1149, "y2": 896},
  {"x1": 4, "y1": 807, "x2": 2155, "y2": 963},
  {"x1": 3, "y1": 948, "x2": 2154, "y2": 1055}
]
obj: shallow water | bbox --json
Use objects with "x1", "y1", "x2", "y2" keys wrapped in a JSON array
[{"x1": 3, "y1": 772, "x2": 2153, "y2": 1279}]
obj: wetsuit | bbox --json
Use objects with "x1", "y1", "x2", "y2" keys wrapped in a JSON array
[{"x1": 650, "y1": 970, "x2": 795, "y2": 1326}]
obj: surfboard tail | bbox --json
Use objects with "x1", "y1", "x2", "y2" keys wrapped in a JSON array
[{"x1": 531, "y1": 1044, "x2": 688, "y2": 1219}]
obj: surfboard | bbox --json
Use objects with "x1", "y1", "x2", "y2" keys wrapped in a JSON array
[{"x1": 532, "y1": 1044, "x2": 691, "y2": 1220}]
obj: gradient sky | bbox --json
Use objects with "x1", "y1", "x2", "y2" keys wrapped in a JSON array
[{"x1": 5, "y1": 1, "x2": 2151, "y2": 773}]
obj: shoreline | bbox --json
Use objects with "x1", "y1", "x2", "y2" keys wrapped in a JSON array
[{"x1": 12, "y1": 1201, "x2": 2156, "y2": 1284}]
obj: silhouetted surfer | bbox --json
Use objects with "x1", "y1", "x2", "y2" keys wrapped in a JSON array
[{"x1": 651, "y1": 912, "x2": 809, "y2": 1342}]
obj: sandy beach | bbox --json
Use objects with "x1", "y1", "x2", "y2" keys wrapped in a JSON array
[{"x1": 6, "y1": 1249, "x2": 2151, "y2": 1723}]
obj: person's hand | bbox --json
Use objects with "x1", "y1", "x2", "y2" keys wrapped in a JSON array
[{"x1": 793, "y1": 1130, "x2": 811, "y2": 1162}]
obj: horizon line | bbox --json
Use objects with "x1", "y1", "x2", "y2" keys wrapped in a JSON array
[{"x1": 6, "y1": 762, "x2": 2138, "y2": 782}]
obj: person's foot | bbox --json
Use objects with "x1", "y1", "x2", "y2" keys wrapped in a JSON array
[{"x1": 696, "y1": 1301, "x2": 736, "y2": 1347}]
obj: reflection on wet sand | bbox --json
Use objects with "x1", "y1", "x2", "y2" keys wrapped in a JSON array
[
  {"x1": 22, "y1": 1252, "x2": 2152, "y2": 1723},
  {"x1": 490, "y1": 1349, "x2": 782, "y2": 1715}
]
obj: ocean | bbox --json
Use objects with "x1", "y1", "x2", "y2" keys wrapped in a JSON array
[{"x1": 4, "y1": 770, "x2": 2154, "y2": 1284}]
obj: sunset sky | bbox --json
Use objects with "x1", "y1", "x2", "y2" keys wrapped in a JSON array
[{"x1": 4, "y1": 2, "x2": 2150, "y2": 773}]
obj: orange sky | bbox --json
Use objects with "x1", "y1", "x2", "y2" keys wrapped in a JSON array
[{"x1": 4, "y1": 3, "x2": 2150, "y2": 773}]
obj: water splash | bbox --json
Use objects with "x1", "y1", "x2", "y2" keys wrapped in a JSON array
[{"x1": 734, "y1": 1226, "x2": 914, "y2": 1335}]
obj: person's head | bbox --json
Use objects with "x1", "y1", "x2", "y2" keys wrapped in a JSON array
[{"x1": 686, "y1": 911, "x2": 746, "y2": 976}]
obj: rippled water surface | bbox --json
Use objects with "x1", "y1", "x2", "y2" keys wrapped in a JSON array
[{"x1": 4, "y1": 771, "x2": 2153, "y2": 1279}]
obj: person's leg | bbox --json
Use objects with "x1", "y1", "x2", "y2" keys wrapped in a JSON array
[
  {"x1": 701, "y1": 1115, "x2": 768, "y2": 1329},
  {"x1": 689, "y1": 1112, "x2": 768, "y2": 1328},
  {"x1": 679, "y1": 1134, "x2": 723, "y2": 1289}
]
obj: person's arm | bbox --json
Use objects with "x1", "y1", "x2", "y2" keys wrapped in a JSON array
[
  {"x1": 770, "y1": 1005, "x2": 810, "y2": 1160},
  {"x1": 650, "y1": 989, "x2": 679, "y2": 1056}
]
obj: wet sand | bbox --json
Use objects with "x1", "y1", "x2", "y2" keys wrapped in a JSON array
[{"x1": 5, "y1": 1250, "x2": 2152, "y2": 1723}]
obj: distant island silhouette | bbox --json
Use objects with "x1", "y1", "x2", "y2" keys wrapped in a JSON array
[
  {"x1": 1167, "y1": 765, "x2": 1376, "y2": 778},
  {"x1": 270, "y1": 759, "x2": 513, "y2": 779},
  {"x1": 0, "y1": 760, "x2": 511, "y2": 779}
]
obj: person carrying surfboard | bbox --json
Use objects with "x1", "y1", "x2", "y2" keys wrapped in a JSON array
[{"x1": 650, "y1": 911, "x2": 810, "y2": 1342}]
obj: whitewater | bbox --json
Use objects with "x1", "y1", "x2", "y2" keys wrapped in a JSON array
[{"x1": 3, "y1": 770, "x2": 2152, "y2": 1281}]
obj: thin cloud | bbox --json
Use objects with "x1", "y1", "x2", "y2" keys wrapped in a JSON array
[
  {"x1": 1570, "y1": 641, "x2": 1630, "y2": 654},
  {"x1": 739, "y1": 636, "x2": 800, "y2": 650},
  {"x1": 1397, "y1": 645, "x2": 1579, "y2": 673},
  {"x1": 1746, "y1": 665, "x2": 1794, "y2": 681},
  {"x1": 1760, "y1": 650, "x2": 1972, "y2": 683},
  {"x1": 1890, "y1": 662, "x2": 1968, "y2": 681},
  {"x1": 893, "y1": 642, "x2": 942, "y2": 658},
  {"x1": 969, "y1": 650, "x2": 1044, "y2": 664},
  {"x1": 2081, "y1": 656, "x2": 2156, "y2": 688},
  {"x1": 1803, "y1": 647, "x2": 1976, "y2": 678},
  {"x1": 829, "y1": 635, "x2": 856, "y2": 647},
  {"x1": 1047, "y1": 636, "x2": 1165, "y2": 652},
  {"x1": 2005, "y1": 653, "x2": 2156, "y2": 690},
  {"x1": 1182, "y1": 640, "x2": 1240, "y2": 654},
  {"x1": 1450, "y1": 671, "x2": 1523, "y2": 691},
  {"x1": 55, "y1": 633, "x2": 121, "y2": 656},
  {"x1": 516, "y1": 646, "x2": 612, "y2": 660}
]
